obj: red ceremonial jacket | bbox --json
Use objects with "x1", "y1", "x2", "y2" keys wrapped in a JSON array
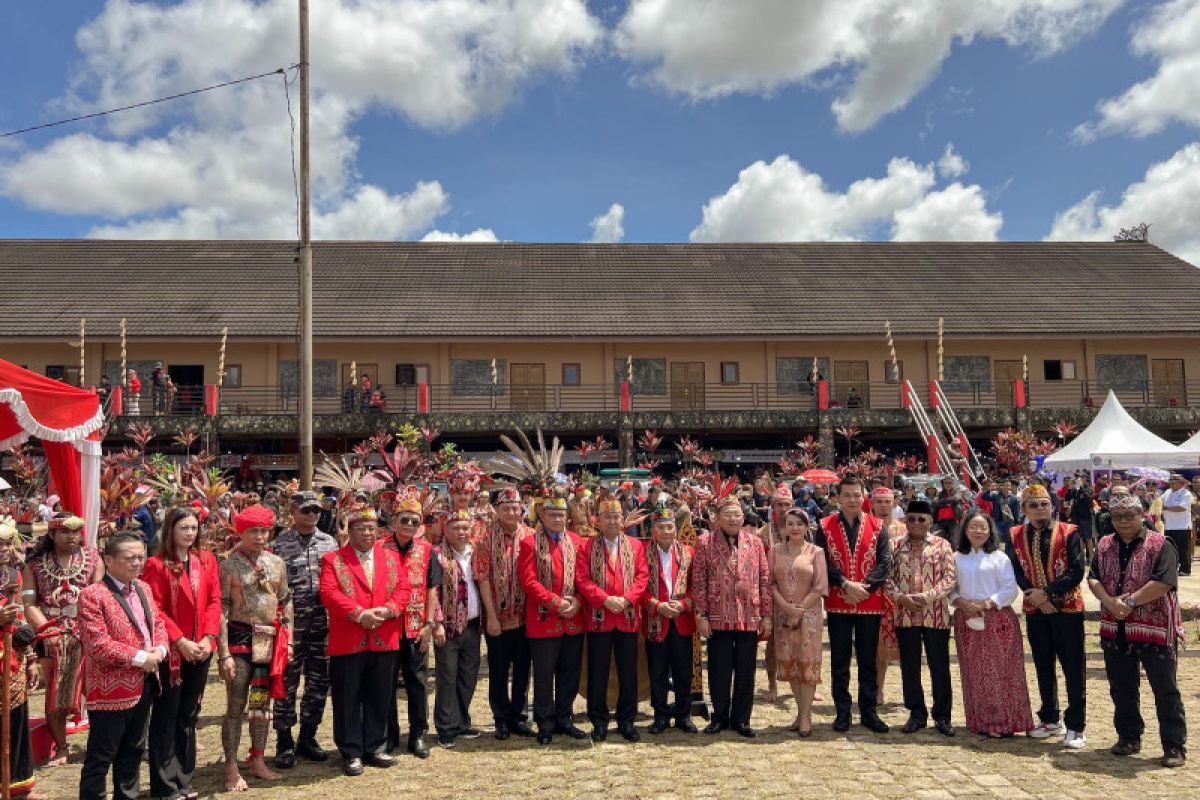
[
  {"x1": 692, "y1": 528, "x2": 772, "y2": 632},
  {"x1": 517, "y1": 530, "x2": 585, "y2": 639},
  {"x1": 574, "y1": 534, "x2": 649, "y2": 633},
  {"x1": 320, "y1": 544, "x2": 411, "y2": 657},
  {"x1": 142, "y1": 551, "x2": 222, "y2": 647},
  {"x1": 79, "y1": 577, "x2": 170, "y2": 712},
  {"x1": 641, "y1": 541, "x2": 697, "y2": 641},
  {"x1": 382, "y1": 535, "x2": 434, "y2": 639},
  {"x1": 1009, "y1": 521, "x2": 1084, "y2": 614},
  {"x1": 821, "y1": 513, "x2": 886, "y2": 615}
]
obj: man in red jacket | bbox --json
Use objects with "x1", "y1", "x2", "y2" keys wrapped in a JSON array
[
  {"x1": 320, "y1": 505, "x2": 411, "y2": 777},
  {"x1": 693, "y1": 495, "x2": 772, "y2": 738},
  {"x1": 517, "y1": 491, "x2": 586, "y2": 745},
  {"x1": 642, "y1": 508, "x2": 698, "y2": 735},
  {"x1": 575, "y1": 498, "x2": 649, "y2": 743},
  {"x1": 79, "y1": 532, "x2": 170, "y2": 800}
]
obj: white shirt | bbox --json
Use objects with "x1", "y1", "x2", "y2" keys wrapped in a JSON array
[
  {"x1": 109, "y1": 577, "x2": 169, "y2": 667},
  {"x1": 950, "y1": 549, "x2": 1020, "y2": 609},
  {"x1": 1161, "y1": 488, "x2": 1194, "y2": 531},
  {"x1": 451, "y1": 546, "x2": 480, "y2": 620},
  {"x1": 354, "y1": 547, "x2": 374, "y2": 587},
  {"x1": 657, "y1": 546, "x2": 674, "y2": 593}
]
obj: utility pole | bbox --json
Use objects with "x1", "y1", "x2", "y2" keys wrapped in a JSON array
[{"x1": 298, "y1": 0, "x2": 314, "y2": 489}]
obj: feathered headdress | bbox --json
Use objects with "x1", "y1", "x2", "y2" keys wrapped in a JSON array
[{"x1": 483, "y1": 429, "x2": 564, "y2": 497}]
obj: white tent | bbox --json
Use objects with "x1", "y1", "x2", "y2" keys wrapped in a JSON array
[
  {"x1": 1042, "y1": 390, "x2": 1199, "y2": 471},
  {"x1": 1179, "y1": 428, "x2": 1200, "y2": 452}
]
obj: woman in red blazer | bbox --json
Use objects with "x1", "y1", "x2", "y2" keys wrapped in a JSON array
[{"x1": 142, "y1": 506, "x2": 222, "y2": 800}]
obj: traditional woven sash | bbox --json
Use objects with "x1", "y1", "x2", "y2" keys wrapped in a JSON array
[
  {"x1": 591, "y1": 533, "x2": 637, "y2": 626},
  {"x1": 646, "y1": 542, "x2": 691, "y2": 640}
]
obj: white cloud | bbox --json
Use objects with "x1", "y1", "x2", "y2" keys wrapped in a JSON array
[
  {"x1": 588, "y1": 203, "x2": 625, "y2": 243},
  {"x1": 420, "y1": 227, "x2": 500, "y2": 242},
  {"x1": 937, "y1": 143, "x2": 969, "y2": 178},
  {"x1": 615, "y1": 0, "x2": 1122, "y2": 132},
  {"x1": 0, "y1": 0, "x2": 600, "y2": 238},
  {"x1": 893, "y1": 183, "x2": 1002, "y2": 240},
  {"x1": 1046, "y1": 142, "x2": 1200, "y2": 266},
  {"x1": 690, "y1": 153, "x2": 1002, "y2": 242},
  {"x1": 1075, "y1": 0, "x2": 1200, "y2": 140}
]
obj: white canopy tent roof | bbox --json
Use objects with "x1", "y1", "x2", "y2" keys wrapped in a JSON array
[
  {"x1": 1043, "y1": 391, "x2": 1199, "y2": 471},
  {"x1": 1178, "y1": 428, "x2": 1200, "y2": 452}
]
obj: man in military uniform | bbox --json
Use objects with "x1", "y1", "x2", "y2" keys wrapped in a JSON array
[{"x1": 270, "y1": 490, "x2": 339, "y2": 768}]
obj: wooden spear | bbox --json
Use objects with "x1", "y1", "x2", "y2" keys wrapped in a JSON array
[
  {"x1": 120, "y1": 318, "x2": 127, "y2": 394},
  {"x1": 218, "y1": 326, "x2": 229, "y2": 387},
  {"x1": 79, "y1": 318, "x2": 86, "y2": 387}
]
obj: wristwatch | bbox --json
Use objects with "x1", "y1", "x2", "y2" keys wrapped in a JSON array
[{"x1": 1124, "y1": 597, "x2": 1138, "y2": 609}]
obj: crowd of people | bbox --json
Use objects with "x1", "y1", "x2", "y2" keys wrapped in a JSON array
[{"x1": 0, "y1": 443, "x2": 1192, "y2": 799}]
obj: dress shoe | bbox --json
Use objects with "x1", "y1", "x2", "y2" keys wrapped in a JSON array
[
  {"x1": 935, "y1": 720, "x2": 955, "y2": 737},
  {"x1": 1110, "y1": 739, "x2": 1141, "y2": 756},
  {"x1": 862, "y1": 716, "x2": 890, "y2": 734},
  {"x1": 591, "y1": 727, "x2": 607, "y2": 743},
  {"x1": 832, "y1": 714, "x2": 851, "y2": 733},
  {"x1": 1162, "y1": 746, "x2": 1187, "y2": 768},
  {"x1": 536, "y1": 731, "x2": 553, "y2": 745},
  {"x1": 342, "y1": 757, "x2": 364, "y2": 777},
  {"x1": 703, "y1": 720, "x2": 727, "y2": 735},
  {"x1": 296, "y1": 736, "x2": 329, "y2": 762},
  {"x1": 675, "y1": 717, "x2": 699, "y2": 734},
  {"x1": 618, "y1": 725, "x2": 640, "y2": 743},
  {"x1": 557, "y1": 724, "x2": 587, "y2": 740},
  {"x1": 732, "y1": 724, "x2": 757, "y2": 739},
  {"x1": 510, "y1": 721, "x2": 535, "y2": 738},
  {"x1": 494, "y1": 724, "x2": 511, "y2": 740},
  {"x1": 902, "y1": 717, "x2": 927, "y2": 734},
  {"x1": 273, "y1": 729, "x2": 296, "y2": 769},
  {"x1": 364, "y1": 752, "x2": 397, "y2": 768},
  {"x1": 407, "y1": 736, "x2": 430, "y2": 759},
  {"x1": 648, "y1": 719, "x2": 670, "y2": 735}
]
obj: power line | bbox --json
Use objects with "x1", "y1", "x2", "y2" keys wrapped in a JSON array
[
  {"x1": 281, "y1": 65, "x2": 302, "y2": 241},
  {"x1": 0, "y1": 66, "x2": 297, "y2": 138}
]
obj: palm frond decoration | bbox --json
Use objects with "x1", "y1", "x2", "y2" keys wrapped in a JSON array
[
  {"x1": 483, "y1": 428, "x2": 564, "y2": 495},
  {"x1": 313, "y1": 453, "x2": 368, "y2": 503}
]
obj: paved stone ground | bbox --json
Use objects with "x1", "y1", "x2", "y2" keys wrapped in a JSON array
[{"x1": 34, "y1": 618, "x2": 1200, "y2": 799}]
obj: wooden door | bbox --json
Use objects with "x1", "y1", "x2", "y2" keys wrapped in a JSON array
[
  {"x1": 510, "y1": 363, "x2": 546, "y2": 411},
  {"x1": 833, "y1": 361, "x2": 869, "y2": 408},
  {"x1": 1152, "y1": 358, "x2": 1185, "y2": 407},
  {"x1": 993, "y1": 360, "x2": 1023, "y2": 407},
  {"x1": 670, "y1": 362, "x2": 705, "y2": 411}
]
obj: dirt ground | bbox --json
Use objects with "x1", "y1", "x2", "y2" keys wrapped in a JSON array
[{"x1": 34, "y1": 620, "x2": 1200, "y2": 799}]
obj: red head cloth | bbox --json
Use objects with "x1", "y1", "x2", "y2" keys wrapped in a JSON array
[
  {"x1": 596, "y1": 498, "x2": 623, "y2": 514},
  {"x1": 446, "y1": 464, "x2": 482, "y2": 495},
  {"x1": 493, "y1": 487, "x2": 522, "y2": 506},
  {"x1": 393, "y1": 486, "x2": 423, "y2": 516},
  {"x1": 234, "y1": 505, "x2": 275, "y2": 534},
  {"x1": 445, "y1": 509, "x2": 474, "y2": 525},
  {"x1": 345, "y1": 503, "x2": 379, "y2": 527},
  {"x1": 189, "y1": 499, "x2": 210, "y2": 524},
  {"x1": 871, "y1": 487, "x2": 894, "y2": 499},
  {"x1": 772, "y1": 483, "x2": 794, "y2": 503}
]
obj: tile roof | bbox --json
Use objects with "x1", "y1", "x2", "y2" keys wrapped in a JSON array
[{"x1": 1, "y1": 240, "x2": 1196, "y2": 340}]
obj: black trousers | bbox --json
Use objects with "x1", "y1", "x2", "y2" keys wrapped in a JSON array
[
  {"x1": 827, "y1": 612, "x2": 881, "y2": 719},
  {"x1": 80, "y1": 676, "x2": 155, "y2": 800},
  {"x1": 1104, "y1": 645, "x2": 1187, "y2": 749},
  {"x1": 330, "y1": 650, "x2": 398, "y2": 760},
  {"x1": 706, "y1": 629, "x2": 758, "y2": 727},
  {"x1": 646, "y1": 621, "x2": 694, "y2": 721},
  {"x1": 148, "y1": 655, "x2": 210, "y2": 797},
  {"x1": 386, "y1": 635, "x2": 430, "y2": 749},
  {"x1": 529, "y1": 634, "x2": 584, "y2": 733},
  {"x1": 585, "y1": 629, "x2": 639, "y2": 729},
  {"x1": 896, "y1": 627, "x2": 952, "y2": 724},
  {"x1": 1166, "y1": 529, "x2": 1192, "y2": 575},
  {"x1": 273, "y1": 626, "x2": 330, "y2": 732},
  {"x1": 1026, "y1": 612, "x2": 1087, "y2": 731},
  {"x1": 485, "y1": 626, "x2": 531, "y2": 727},
  {"x1": 7, "y1": 702, "x2": 33, "y2": 792}
]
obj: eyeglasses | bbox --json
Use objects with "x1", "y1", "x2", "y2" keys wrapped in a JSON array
[
  {"x1": 904, "y1": 515, "x2": 932, "y2": 523},
  {"x1": 1026, "y1": 501, "x2": 1052, "y2": 508},
  {"x1": 1112, "y1": 512, "x2": 1141, "y2": 521},
  {"x1": 396, "y1": 517, "x2": 421, "y2": 526},
  {"x1": 298, "y1": 507, "x2": 321, "y2": 514}
]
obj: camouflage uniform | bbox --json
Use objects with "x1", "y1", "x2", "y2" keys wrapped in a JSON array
[{"x1": 270, "y1": 526, "x2": 339, "y2": 733}]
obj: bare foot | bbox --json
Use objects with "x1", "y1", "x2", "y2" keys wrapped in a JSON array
[
  {"x1": 786, "y1": 717, "x2": 800, "y2": 732},
  {"x1": 44, "y1": 746, "x2": 68, "y2": 769},
  {"x1": 814, "y1": 692, "x2": 825, "y2": 702},
  {"x1": 764, "y1": 686, "x2": 778, "y2": 703},
  {"x1": 195, "y1": 741, "x2": 206, "y2": 753},
  {"x1": 249, "y1": 757, "x2": 282, "y2": 782},
  {"x1": 226, "y1": 770, "x2": 249, "y2": 793}
]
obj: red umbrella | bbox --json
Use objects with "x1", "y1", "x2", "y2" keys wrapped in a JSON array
[{"x1": 800, "y1": 468, "x2": 840, "y2": 485}]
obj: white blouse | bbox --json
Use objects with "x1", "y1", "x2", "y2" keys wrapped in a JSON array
[{"x1": 951, "y1": 549, "x2": 1020, "y2": 608}]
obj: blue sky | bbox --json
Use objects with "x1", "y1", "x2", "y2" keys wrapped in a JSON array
[{"x1": 1, "y1": 1, "x2": 1198, "y2": 263}]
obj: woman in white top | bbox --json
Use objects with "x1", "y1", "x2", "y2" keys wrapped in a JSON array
[{"x1": 950, "y1": 511, "x2": 1035, "y2": 737}]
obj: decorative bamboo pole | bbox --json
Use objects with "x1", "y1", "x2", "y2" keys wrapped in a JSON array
[
  {"x1": 885, "y1": 321, "x2": 899, "y2": 381},
  {"x1": 218, "y1": 326, "x2": 229, "y2": 387},
  {"x1": 120, "y1": 318, "x2": 127, "y2": 394},
  {"x1": 79, "y1": 318, "x2": 86, "y2": 387},
  {"x1": 1022, "y1": 354, "x2": 1029, "y2": 383},
  {"x1": 350, "y1": 360, "x2": 356, "y2": 389},
  {"x1": 626, "y1": 355, "x2": 633, "y2": 383},
  {"x1": 937, "y1": 317, "x2": 945, "y2": 382}
]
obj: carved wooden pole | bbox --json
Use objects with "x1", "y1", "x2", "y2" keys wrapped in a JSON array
[{"x1": 937, "y1": 317, "x2": 944, "y2": 382}]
